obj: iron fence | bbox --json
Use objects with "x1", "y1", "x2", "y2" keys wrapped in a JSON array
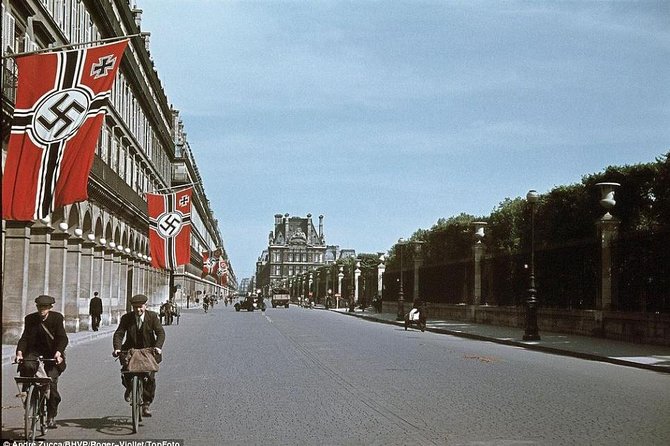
[{"x1": 381, "y1": 229, "x2": 669, "y2": 313}]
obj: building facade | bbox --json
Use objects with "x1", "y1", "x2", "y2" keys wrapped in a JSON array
[
  {"x1": 255, "y1": 213, "x2": 326, "y2": 295},
  {"x1": 1, "y1": 0, "x2": 235, "y2": 342}
]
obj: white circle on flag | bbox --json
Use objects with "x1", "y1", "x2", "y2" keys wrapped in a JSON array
[
  {"x1": 32, "y1": 89, "x2": 91, "y2": 145},
  {"x1": 156, "y1": 211, "x2": 184, "y2": 239}
]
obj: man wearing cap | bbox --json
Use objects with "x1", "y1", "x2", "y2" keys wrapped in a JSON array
[
  {"x1": 15, "y1": 295, "x2": 69, "y2": 429},
  {"x1": 113, "y1": 294, "x2": 165, "y2": 417}
]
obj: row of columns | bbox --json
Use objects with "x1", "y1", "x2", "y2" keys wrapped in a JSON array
[
  {"x1": 285, "y1": 259, "x2": 386, "y2": 305},
  {"x1": 2, "y1": 221, "x2": 169, "y2": 343}
]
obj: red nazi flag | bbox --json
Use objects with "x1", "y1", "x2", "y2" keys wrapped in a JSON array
[
  {"x1": 218, "y1": 258, "x2": 229, "y2": 286},
  {"x1": 201, "y1": 250, "x2": 215, "y2": 278},
  {"x1": 2, "y1": 40, "x2": 128, "y2": 221},
  {"x1": 147, "y1": 188, "x2": 193, "y2": 270}
]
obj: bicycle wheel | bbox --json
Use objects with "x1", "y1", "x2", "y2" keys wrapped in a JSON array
[
  {"x1": 39, "y1": 391, "x2": 48, "y2": 435},
  {"x1": 24, "y1": 385, "x2": 38, "y2": 441},
  {"x1": 131, "y1": 375, "x2": 140, "y2": 433},
  {"x1": 138, "y1": 377, "x2": 144, "y2": 422}
]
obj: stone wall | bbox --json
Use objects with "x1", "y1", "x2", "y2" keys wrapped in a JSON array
[{"x1": 383, "y1": 302, "x2": 670, "y2": 346}]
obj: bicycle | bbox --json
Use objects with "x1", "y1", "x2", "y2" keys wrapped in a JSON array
[
  {"x1": 115, "y1": 348, "x2": 156, "y2": 433},
  {"x1": 13, "y1": 357, "x2": 56, "y2": 441}
]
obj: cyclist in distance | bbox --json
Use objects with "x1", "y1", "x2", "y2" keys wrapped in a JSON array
[
  {"x1": 15, "y1": 295, "x2": 69, "y2": 429},
  {"x1": 113, "y1": 294, "x2": 165, "y2": 418}
]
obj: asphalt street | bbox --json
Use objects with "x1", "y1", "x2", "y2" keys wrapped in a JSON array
[{"x1": 2, "y1": 304, "x2": 669, "y2": 445}]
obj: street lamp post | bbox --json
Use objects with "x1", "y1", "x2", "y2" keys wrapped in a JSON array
[
  {"x1": 349, "y1": 260, "x2": 356, "y2": 312},
  {"x1": 523, "y1": 189, "x2": 541, "y2": 341},
  {"x1": 337, "y1": 266, "x2": 344, "y2": 309},
  {"x1": 396, "y1": 238, "x2": 406, "y2": 321}
]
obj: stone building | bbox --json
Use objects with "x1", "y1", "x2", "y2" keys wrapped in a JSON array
[
  {"x1": 255, "y1": 213, "x2": 327, "y2": 295},
  {"x1": 1, "y1": 0, "x2": 234, "y2": 342}
]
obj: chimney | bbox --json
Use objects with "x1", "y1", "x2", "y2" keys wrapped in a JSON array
[
  {"x1": 274, "y1": 213, "x2": 282, "y2": 228},
  {"x1": 132, "y1": 8, "x2": 143, "y2": 29},
  {"x1": 319, "y1": 215, "x2": 324, "y2": 242},
  {"x1": 306, "y1": 213, "x2": 312, "y2": 244},
  {"x1": 141, "y1": 31, "x2": 151, "y2": 53},
  {"x1": 284, "y1": 213, "x2": 290, "y2": 241}
]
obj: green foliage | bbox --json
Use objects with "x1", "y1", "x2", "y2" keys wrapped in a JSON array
[
  {"x1": 422, "y1": 213, "x2": 478, "y2": 264},
  {"x1": 357, "y1": 253, "x2": 382, "y2": 271},
  {"x1": 654, "y1": 152, "x2": 670, "y2": 226},
  {"x1": 487, "y1": 198, "x2": 524, "y2": 254},
  {"x1": 395, "y1": 152, "x2": 669, "y2": 265}
]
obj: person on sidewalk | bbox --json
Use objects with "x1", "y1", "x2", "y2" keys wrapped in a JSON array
[
  {"x1": 15, "y1": 295, "x2": 69, "y2": 429},
  {"x1": 112, "y1": 294, "x2": 165, "y2": 418},
  {"x1": 89, "y1": 291, "x2": 103, "y2": 331}
]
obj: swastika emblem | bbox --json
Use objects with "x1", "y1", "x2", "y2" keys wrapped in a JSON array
[
  {"x1": 156, "y1": 212, "x2": 184, "y2": 239},
  {"x1": 91, "y1": 55, "x2": 117, "y2": 79},
  {"x1": 32, "y1": 89, "x2": 90, "y2": 145}
]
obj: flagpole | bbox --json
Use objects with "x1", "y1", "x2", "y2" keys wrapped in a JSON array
[
  {"x1": 1, "y1": 34, "x2": 142, "y2": 59},
  {"x1": 153, "y1": 181, "x2": 201, "y2": 194},
  {"x1": 169, "y1": 269, "x2": 175, "y2": 306}
]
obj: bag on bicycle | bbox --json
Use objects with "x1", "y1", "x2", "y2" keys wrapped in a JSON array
[
  {"x1": 18, "y1": 353, "x2": 56, "y2": 377},
  {"x1": 126, "y1": 348, "x2": 160, "y2": 372}
]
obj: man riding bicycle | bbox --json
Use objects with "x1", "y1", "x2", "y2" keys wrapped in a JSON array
[
  {"x1": 113, "y1": 294, "x2": 165, "y2": 417},
  {"x1": 15, "y1": 295, "x2": 69, "y2": 429}
]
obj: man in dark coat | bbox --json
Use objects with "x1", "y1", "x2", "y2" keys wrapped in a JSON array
[
  {"x1": 16, "y1": 295, "x2": 69, "y2": 429},
  {"x1": 113, "y1": 294, "x2": 165, "y2": 417},
  {"x1": 89, "y1": 291, "x2": 103, "y2": 331}
]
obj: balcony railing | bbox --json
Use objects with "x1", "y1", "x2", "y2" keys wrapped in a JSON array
[
  {"x1": 90, "y1": 157, "x2": 147, "y2": 213},
  {"x1": 172, "y1": 161, "x2": 190, "y2": 184}
]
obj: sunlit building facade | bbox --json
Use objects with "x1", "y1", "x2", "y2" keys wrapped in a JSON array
[
  {"x1": 255, "y1": 213, "x2": 327, "y2": 295},
  {"x1": 1, "y1": 0, "x2": 235, "y2": 342}
]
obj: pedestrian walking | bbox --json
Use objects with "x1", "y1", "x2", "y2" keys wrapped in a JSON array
[
  {"x1": 15, "y1": 295, "x2": 69, "y2": 429},
  {"x1": 89, "y1": 291, "x2": 103, "y2": 331}
]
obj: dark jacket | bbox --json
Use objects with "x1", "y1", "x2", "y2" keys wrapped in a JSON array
[
  {"x1": 113, "y1": 310, "x2": 165, "y2": 351},
  {"x1": 17, "y1": 311, "x2": 69, "y2": 357},
  {"x1": 89, "y1": 296, "x2": 103, "y2": 316}
]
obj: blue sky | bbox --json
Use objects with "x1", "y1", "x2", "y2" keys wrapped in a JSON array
[{"x1": 138, "y1": 0, "x2": 669, "y2": 279}]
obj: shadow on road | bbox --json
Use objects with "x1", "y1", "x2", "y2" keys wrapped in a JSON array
[
  {"x1": 58, "y1": 415, "x2": 138, "y2": 436},
  {"x1": 2, "y1": 415, "x2": 141, "y2": 439}
]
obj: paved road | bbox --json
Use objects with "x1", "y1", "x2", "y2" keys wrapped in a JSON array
[{"x1": 2, "y1": 305, "x2": 669, "y2": 445}]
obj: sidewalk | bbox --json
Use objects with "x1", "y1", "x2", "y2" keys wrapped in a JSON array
[
  {"x1": 331, "y1": 307, "x2": 670, "y2": 374},
  {"x1": 2, "y1": 324, "x2": 118, "y2": 367},
  {"x1": 1, "y1": 307, "x2": 203, "y2": 367}
]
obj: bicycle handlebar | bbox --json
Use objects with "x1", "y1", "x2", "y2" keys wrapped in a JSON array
[{"x1": 13, "y1": 356, "x2": 57, "y2": 364}]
